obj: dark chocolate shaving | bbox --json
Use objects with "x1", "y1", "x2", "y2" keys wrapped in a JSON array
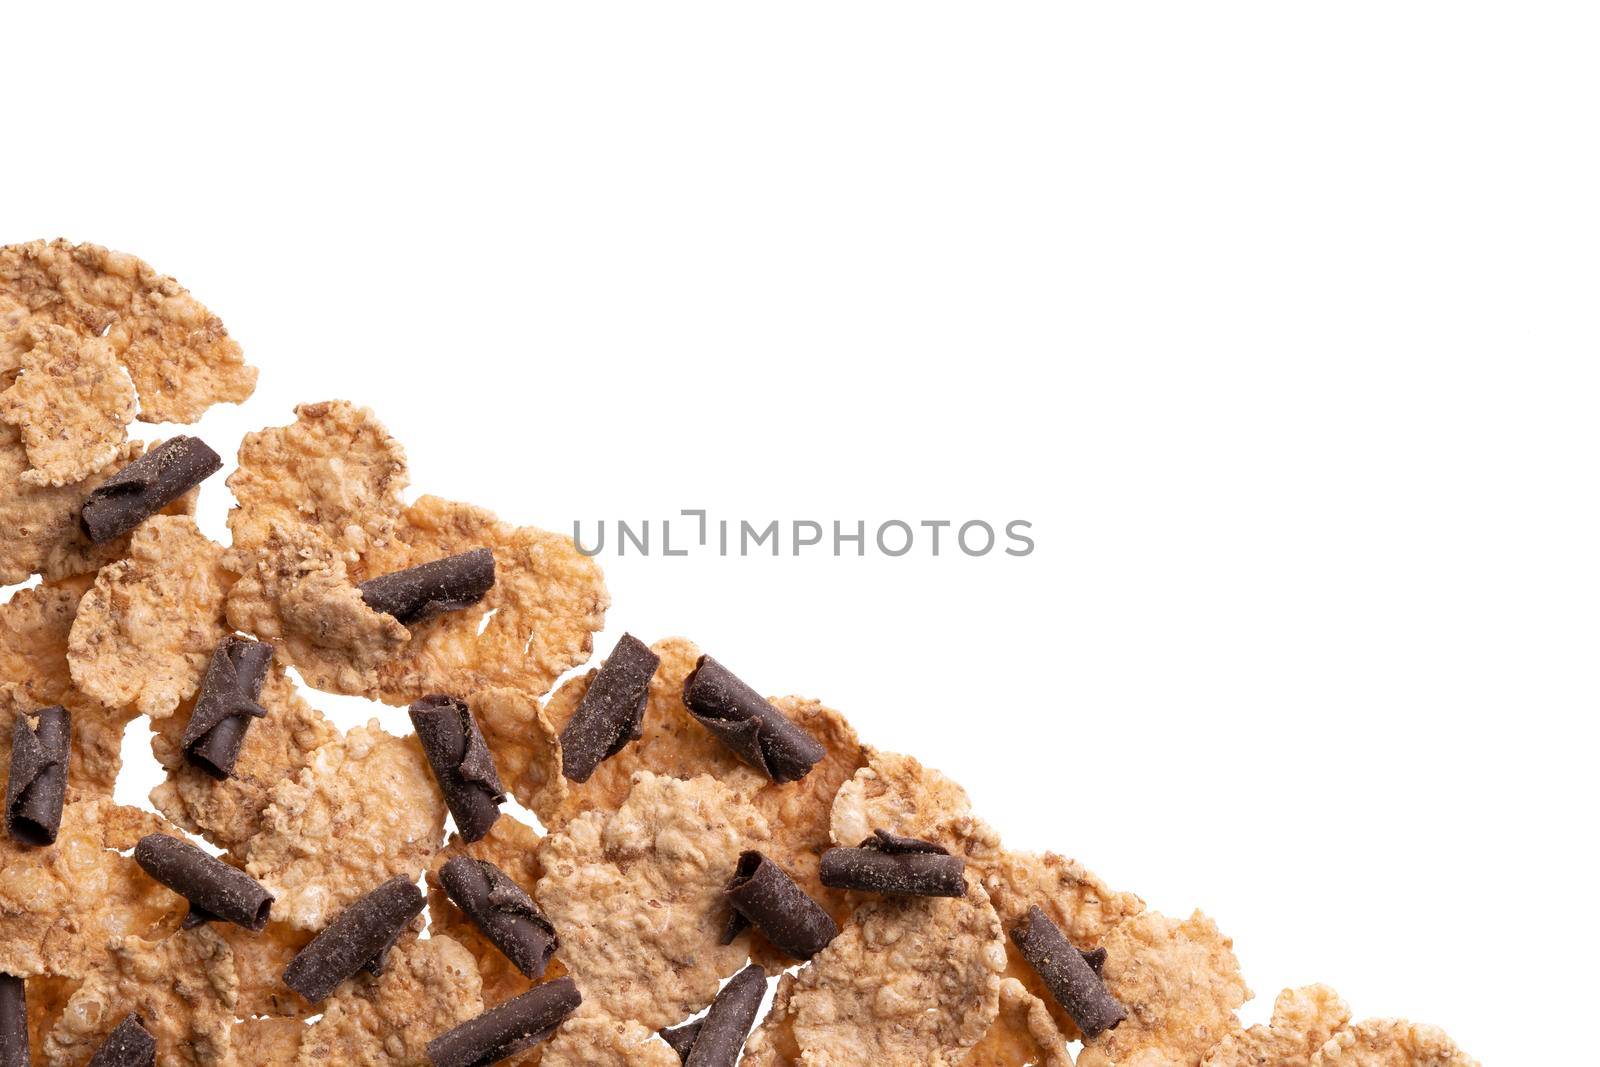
[
  {"x1": 425, "y1": 976, "x2": 581, "y2": 1067},
  {"x1": 819, "y1": 829, "x2": 966, "y2": 898},
  {"x1": 681, "y1": 656, "x2": 824, "y2": 783},
  {"x1": 722, "y1": 851, "x2": 837, "y2": 961},
  {"x1": 658, "y1": 963, "x2": 766, "y2": 1067},
  {"x1": 438, "y1": 856, "x2": 557, "y2": 980},
  {"x1": 559, "y1": 633, "x2": 659, "y2": 783},
  {"x1": 659, "y1": 1020, "x2": 703, "y2": 1062},
  {"x1": 283, "y1": 876, "x2": 425, "y2": 1005},
  {"x1": 180, "y1": 636, "x2": 273, "y2": 780},
  {"x1": 358, "y1": 548, "x2": 495, "y2": 627},
  {"x1": 133, "y1": 834, "x2": 274, "y2": 931},
  {"x1": 409, "y1": 695, "x2": 505, "y2": 843},
  {"x1": 1010, "y1": 905, "x2": 1126, "y2": 1039},
  {"x1": 5, "y1": 706, "x2": 69, "y2": 847},
  {"x1": 0, "y1": 972, "x2": 26, "y2": 1067},
  {"x1": 79, "y1": 436, "x2": 222, "y2": 544},
  {"x1": 85, "y1": 1013, "x2": 155, "y2": 1067},
  {"x1": 1081, "y1": 945, "x2": 1108, "y2": 976}
]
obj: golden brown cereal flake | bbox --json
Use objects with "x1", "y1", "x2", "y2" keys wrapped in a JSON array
[
  {"x1": 223, "y1": 528, "x2": 409, "y2": 696},
  {"x1": 241, "y1": 720, "x2": 446, "y2": 929},
  {"x1": 0, "y1": 682, "x2": 133, "y2": 804},
  {"x1": 0, "y1": 326, "x2": 137, "y2": 487},
  {"x1": 363, "y1": 495, "x2": 608, "y2": 705},
  {"x1": 214, "y1": 915, "x2": 316, "y2": 1019},
  {"x1": 0, "y1": 428, "x2": 191, "y2": 586},
  {"x1": 472, "y1": 687, "x2": 572, "y2": 829},
  {"x1": 294, "y1": 936, "x2": 483, "y2": 1067},
  {"x1": 230, "y1": 1017, "x2": 308, "y2": 1067},
  {"x1": 0, "y1": 239, "x2": 255, "y2": 424},
  {"x1": 43, "y1": 926, "x2": 239, "y2": 1067},
  {"x1": 982, "y1": 849, "x2": 1145, "y2": 956},
  {"x1": 744, "y1": 880, "x2": 1006, "y2": 1067},
  {"x1": 535, "y1": 772, "x2": 769, "y2": 1030},
  {"x1": 962, "y1": 977, "x2": 1073, "y2": 1067},
  {"x1": 1202, "y1": 985, "x2": 1352, "y2": 1067},
  {"x1": 225, "y1": 400, "x2": 409, "y2": 559},
  {"x1": 539, "y1": 1004, "x2": 681, "y2": 1067},
  {"x1": 1310, "y1": 1019, "x2": 1480, "y2": 1067},
  {"x1": 26, "y1": 975, "x2": 80, "y2": 1062},
  {"x1": 426, "y1": 813, "x2": 557, "y2": 1006},
  {"x1": 0, "y1": 800, "x2": 184, "y2": 979},
  {"x1": 0, "y1": 579, "x2": 88, "y2": 706},
  {"x1": 149, "y1": 666, "x2": 339, "y2": 852},
  {"x1": 68, "y1": 515, "x2": 232, "y2": 719},
  {"x1": 829, "y1": 748, "x2": 989, "y2": 855},
  {"x1": 1078, "y1": 911, "x2": 1251, "y2": 1067}
]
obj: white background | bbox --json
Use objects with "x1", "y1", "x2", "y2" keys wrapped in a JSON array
[{"x1": 7, "y1": 5, "x2": 1596, "y2": 1063}]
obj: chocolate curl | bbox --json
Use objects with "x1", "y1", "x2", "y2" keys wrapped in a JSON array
[
  {"x1": 438, "y1": 857, "x2": 557, "y2": 979},
  {"x1": 85, "y1": 1014, "x2": 155, "y2": 1067},
  {"x1": 133, "y1": 834, "x2": 274, "y2": 931},
  {"x1": 658, "y1": 964, "x2": 766, "y2": 1067},
  {"x1": 681, "y1": 656, "x2": 824, "y2": 783},
  {"x1": 409, "y1": 696, "x2": 505, "y2": 843},
  {"x1": 359, "y1": 549, "x2": 496, "y2": 627},
  {"x1": 559, "y1": 634, "x2": 659, "y2": 783},
  {"x1": 425, "y1": 976, "x2": 581, "y2": 1067},
  {"x1": 283, "y1": 877, "x2": 425, "y2": 1005},
  {"x1": 1010, "y1": 905, "x2": 1126, "y2": 1039},
  {"x1": 5, "y1": 706, "x2": 69, "y2": 846},
  {"x1": 79, "y1": 436, "x2": 222, "y2": 544},
  {"x1": 722, "y1": 851, "x2": 837, "y2": 961},
  {"x1": 0, "y1": 972, "x2": 26, "y2": 1067},
  {"x1": 819, "y1": 829, "x2": 966, "y2": 898},
  {"x1": 180, "y1": 636, "x2": 272, "y2": 780}
]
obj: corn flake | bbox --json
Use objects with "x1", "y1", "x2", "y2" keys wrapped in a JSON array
[
  {"x1": 535, "y1": 772, "x2": 768, "y2": 1030},
  {"x1": 1078, "y1": 911, "x2": 1251, "y2": 1067},
  {"x1": 1310, "y1": 1019, "x2": 1480, "y2": 1067},
  {"x1": 539, "y1": 1004, "x2": 681, "y2": 1067},
  {"x1": 0, "y1": 326, "x2": 136, "y2": 487},
  {"x1": 68, "y1": 516, "x2": 232, "y2": 718},
  {"x1": 241, "y1": 720, "x2": 446, "y2": 929},
  {"x1": 0, "y1": 239, "x2": 254, "y2": 425},
  {"x1": 1202, "y1": 985, "x2": 1351, "y2": 1067}
]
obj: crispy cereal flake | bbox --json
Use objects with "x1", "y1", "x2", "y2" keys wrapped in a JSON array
[
  {"x1": 535, "y1": 772, "x2": 768, "y2": 1029},
  {"x1": 68, "y1": 516, "x2": 232, "y2": 718},
  {"x1": 1202, "y1": 985, "x2": 1351, "y2": 1067},
  {"x1": 230, "y1": 1017, "x2": 308, "y2": 1067},
  {"x1": 0, "y1": 326, "x2": 136, "y2": 487},
  {"x1": 540, "y1": 1004, "x2": 681, "y2": 1067},
  {"x1": 241, "y1": 720, "x2": 446, "y2": 929},
  {"x1": 214, "y1": 917, "x2": 316, "y2": 1019},
  {"x1": 149, "y1": 666, "x2": 338, "y2": 852},
  {"x1": 363, "y1": 495, "x2": 608, "y2": 705},
  {"x1": 1310, "y1": 1019, "x2": 1479, "y2": 1067},
  {"x1": 294, "y1": 935, "x2": 483, "y2": 1066},
  {"x1": 0, "y1": 239, "x2": 255, "y2": 424},
  {"x1": 963, "y1": 977, "x2": 1073, "y2": 1067},
  {"x1": 0, "y1": 800, "x2": 184, "y2": 979},
  {"x1": 743, "y1": 880, "x2": 1006, "y2": 1067},
  {"x1": 43, "y1": 926, "x2": 239, "y2": 1067},
  {"x1": 1078, "y1": 911, "x2": 1251, "y2": 1067}
]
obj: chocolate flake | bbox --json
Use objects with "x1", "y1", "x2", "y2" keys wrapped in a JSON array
[
  {"x1": 85, "y1": 1013, "x2": 155, "y2": 1067},
  {"x1": 5, "y1": 706, "x2": 69, "y2": 846},
  {"x1": 282, "y1": 876, "x2": 426, "y2": 1005},
  {"x1": 681, "y1": 656, "x2": 824, "y2": 783},
  {"x1": 79, "y1": 436, "x2": 222, "y2": 544},
  {"x1": 658, "y1": 963, "x2": 766, "y2": 1067},
  {"x1": 134, "y1": 833, "x2": 274, "y2": 931},
  {"x1": 558, "y1": 633, "x2": 659, "y2": 783},
  {"x1": 819, "y1": 828, "x2": 966, "y2": 898},
  {"x1": 425, "y1": 975, "x2": 581, "y2": 1067},
  {"x1": 722, "y1": 851, "x2": 837, "y2": 961},
  {"x1": 410, "y1": 695, "x2": 505, "y2": 843},
  {"x1": 1010, "y1": 905, "x2": 1127, "y2": 1039},
  {"x1": 438, "y1": 856, "x2": 557, "y2": 979},
  {"x1": 0, "y1": 972, "x2": 25, "y2": 1067},
  {"x1": 358, "y1": 548, "x2": 496, "y2": 627},
  {"x1": 180, "y1": 635, "x2": 273, "y2": 780}
]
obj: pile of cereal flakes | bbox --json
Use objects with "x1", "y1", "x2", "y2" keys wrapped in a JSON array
[{"x1": 0, "y1": 240, "x2": 1478, "y2": 1067}]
